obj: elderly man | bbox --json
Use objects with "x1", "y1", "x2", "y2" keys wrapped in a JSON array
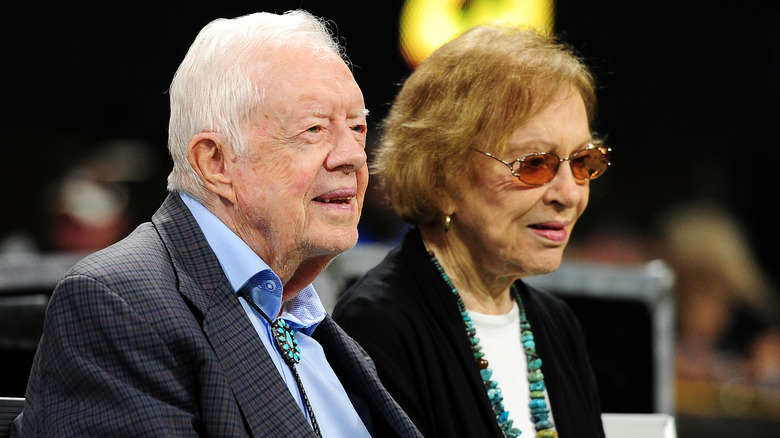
[{"x1": 14, "y1": 10, "x2": 421, "y2": 438}]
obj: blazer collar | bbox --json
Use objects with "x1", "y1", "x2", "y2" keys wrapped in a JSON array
[{"x1": 151, "y1": 193, "x2": 318, "y2": 437}]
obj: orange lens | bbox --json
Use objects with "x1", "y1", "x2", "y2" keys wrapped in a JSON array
[
  {"x1": 570, "y1": 147, "x2": 610, "y2": 181},
  {"x1": 516, "y1": 154, "x2": 560, "y2": 185}
]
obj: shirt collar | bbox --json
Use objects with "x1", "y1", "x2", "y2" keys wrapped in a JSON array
[{"x1": 180, "y1": 192, "x2": 325, "y2": 333}]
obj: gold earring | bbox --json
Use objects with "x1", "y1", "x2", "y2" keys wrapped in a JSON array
[{"x1": 444, "y1": 214, "x2": 451, "y2": 232}]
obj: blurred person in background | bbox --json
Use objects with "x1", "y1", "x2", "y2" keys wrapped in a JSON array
[
  {"x1": 0, "y1": 139, "x2": 157, "y2": 255},
  {"x1": 658, "y1": 203, "x2": 780, "y2": 419}
]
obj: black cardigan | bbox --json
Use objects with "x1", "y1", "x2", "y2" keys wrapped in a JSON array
[{"x1": 333, "y1": 228, "x2": 605, "y2": 438}]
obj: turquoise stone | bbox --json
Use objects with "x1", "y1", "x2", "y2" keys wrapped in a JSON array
[
  {"x1": 487, "y1": 387, "x2": 502, "y2": 401},
  {"x1": 528, "y1": 370, "x2": 544, "y2": 382},
  {"x1": 271, "y1": 319, "x2": 301, "y2": 364},
  {"x1": 480, "y1": 368, "x2": 493, "y2": 380},
  {"x1": 535, "y1": 420, "x2": 553, "y2": 430}
]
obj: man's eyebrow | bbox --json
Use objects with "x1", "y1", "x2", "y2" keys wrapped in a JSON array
[
  {"x1": 349, "y1": 108, "x2": 369, "y2": 118},
  {"x1": 307, "y1": 108, "x2": 369, "y2": 118}
]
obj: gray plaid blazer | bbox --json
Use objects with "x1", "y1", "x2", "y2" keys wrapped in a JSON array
[{"x1": 14, "y1": 193, "x2": 421, "y2": 437}]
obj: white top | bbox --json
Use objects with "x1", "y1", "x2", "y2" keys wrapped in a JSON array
[{"x1": 469, "y1": 301, "x2": 554, "y2": 435}]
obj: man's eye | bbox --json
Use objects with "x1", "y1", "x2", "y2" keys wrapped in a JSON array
[
  {"x1": 352, "y1": 125, "x2": 367, "y2": 134},
  {"x1": 307, "y1": 125, "x2": 324, "y2": 134}
]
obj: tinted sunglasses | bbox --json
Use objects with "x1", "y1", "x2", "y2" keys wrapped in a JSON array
[{"x1": 471, "y1": 144, "x2": 611, "y2": 186}]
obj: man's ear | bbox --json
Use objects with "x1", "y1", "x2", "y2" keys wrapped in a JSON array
[{"x1": 187, "y1": 133, "x2": 237, "y2": 204}]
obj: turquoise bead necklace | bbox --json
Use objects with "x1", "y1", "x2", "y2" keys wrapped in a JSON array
[{"x1": 429, "y1": 252, "x2": 558, "y2": 438}]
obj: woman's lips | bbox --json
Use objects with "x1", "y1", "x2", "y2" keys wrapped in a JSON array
[{"x1": 528, "y1": 221, "x2": 569, "y2": 243}]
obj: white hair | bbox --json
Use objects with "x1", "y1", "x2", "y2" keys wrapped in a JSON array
[{"x1": 166, "y1": 10, "x2": 345, "y2": 200}]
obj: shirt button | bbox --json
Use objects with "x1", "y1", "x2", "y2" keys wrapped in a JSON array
[{"x1": 264, "y1": 280, "x2": 277, "y2": 291}]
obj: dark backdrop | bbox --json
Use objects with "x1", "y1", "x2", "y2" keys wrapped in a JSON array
[{"x1": 3, "y1": 1, "x2": 780, "y2": 284}]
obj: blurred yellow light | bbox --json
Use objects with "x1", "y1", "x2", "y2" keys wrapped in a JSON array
[{"x1": 400, "y1": 0, "x2": 555, "y2": 67}]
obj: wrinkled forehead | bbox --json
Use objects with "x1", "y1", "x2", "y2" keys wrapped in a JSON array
[
  {"x1": 251, "y1": 41, "x2": 349, "y2": 86},
  {"x1": 249, "y1": 48, "x2": 365, "y2": 124},
  {"x1": 492, "y1": 85, "x2": 590, "y2": 156}
]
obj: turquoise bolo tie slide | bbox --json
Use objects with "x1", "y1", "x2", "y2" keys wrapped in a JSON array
[{"x1": 272, "y1": 319, "x2": 301, "y2": 364}]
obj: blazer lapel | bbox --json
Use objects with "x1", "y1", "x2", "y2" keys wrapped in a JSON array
[
  {"x1": 313, "y1": 316, "x2": 422, "y2": 437},
  {"x1": 200, "y1": 282, "x2": 317, "y2": 437},
  {"x1": 151, "y1": 193, "x2": 316, "y2": 437}
]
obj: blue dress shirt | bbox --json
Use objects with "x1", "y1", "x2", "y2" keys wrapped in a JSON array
[{"x1": 181, "y1": 193, "x2": 370, "y2": 438}]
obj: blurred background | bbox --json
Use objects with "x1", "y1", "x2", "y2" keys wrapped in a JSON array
[{"x1": 1, "y1": 1, "x2": 779, "y2": 436}]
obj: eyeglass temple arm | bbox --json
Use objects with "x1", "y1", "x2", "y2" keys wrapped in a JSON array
[{"x1": 471, "y1": 148, "x2": 515, "y2": 171}]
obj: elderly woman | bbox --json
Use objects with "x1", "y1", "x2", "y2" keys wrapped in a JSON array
[{"x1": 333, "y1": 24, "x2": 609, "y2": 438}]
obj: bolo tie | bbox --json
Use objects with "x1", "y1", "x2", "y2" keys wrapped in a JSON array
[{"x1": 238, "y1": 288, "x2": 322, "y2": 438}]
